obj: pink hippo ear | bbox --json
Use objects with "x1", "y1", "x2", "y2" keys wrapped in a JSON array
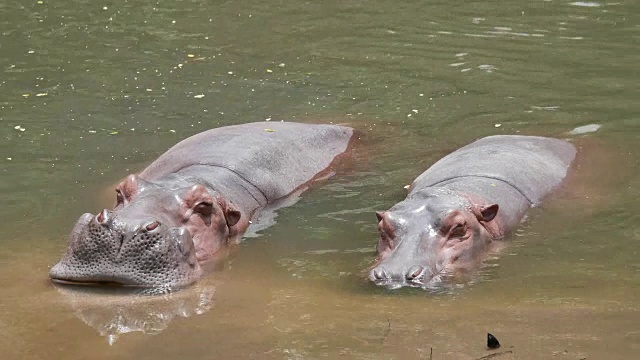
[
  {"x1": 476, "y1": 204, "x2": 499, "y2": 222},
  {"x1": 216, "y1": 197, "x2": 241, "y2": 228},
  {"x1": 375, "y1": 211, "x2": 385, "y2": 223}
]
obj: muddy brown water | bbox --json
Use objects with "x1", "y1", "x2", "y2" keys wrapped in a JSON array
[{"x1": 1, "y1": 0, "x2": 638, "y2": 359}]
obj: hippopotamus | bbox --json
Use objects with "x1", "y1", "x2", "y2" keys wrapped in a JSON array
[
  {"x1": 369, "y1": 135, "x2": 576, "y2": 290},
  {"x1": 50, "y1": 121, "x2": 354, "y2": 289}
]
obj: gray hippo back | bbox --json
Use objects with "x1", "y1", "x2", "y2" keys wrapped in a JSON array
[
  {"x1": 141, "y1": 121, "x2": 353, "y2": 203},
  {"x1": 411, "y1": 135, "x2": 576, "y2": 206}
]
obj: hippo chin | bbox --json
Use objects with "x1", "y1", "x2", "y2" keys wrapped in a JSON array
[
  {"x1": 51, "y1": 121, "x2": 354, "y2": 288},
  {"x1": 369, "y1": 135, "x2": 576, "y2": 290}
]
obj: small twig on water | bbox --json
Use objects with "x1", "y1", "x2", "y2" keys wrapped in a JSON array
[
  {"x1": 474, "y1": 350, "x2": 514, "y2": 360},
  {"x1": 429, "y1": 347, "x2": 433, "y2": 360}
]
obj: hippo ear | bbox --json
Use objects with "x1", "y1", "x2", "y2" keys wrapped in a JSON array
[
  {"x1": 375, "y1": 211, "x2": 385, "y2": 223},
  {"x1": 224, "y1": 202, "x2": 241, "y2": 228},
  {"x1": 477, "y1": 204, "x2": 499, "y2": 222},
  {"x1": 215, "y1": 196, "x2": 241, "y2": 228}
]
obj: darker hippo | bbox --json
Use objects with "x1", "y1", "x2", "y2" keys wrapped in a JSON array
[
  {"x1": 51, "y1": 121, "x2": 354, "y2": 289},
  {"x1": 369, "y1": 135, "x2": 576, "y2": 290}
]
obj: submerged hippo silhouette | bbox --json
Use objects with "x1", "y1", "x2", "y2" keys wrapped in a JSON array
[{"x1": 51, "y1": 122, "x2": 354, "y2": 289}]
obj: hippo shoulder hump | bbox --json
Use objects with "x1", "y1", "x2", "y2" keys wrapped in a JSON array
[
  {"x1": 140, "y1": 122, "x2": 353, "y2": 201},
  {"x1": 411, "y1": 135, "x2": 576, "y2": 204}
]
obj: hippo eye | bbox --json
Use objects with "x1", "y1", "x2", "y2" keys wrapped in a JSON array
[{"x1": 450, "y1": 223, "x2": 467, "y2": 238}]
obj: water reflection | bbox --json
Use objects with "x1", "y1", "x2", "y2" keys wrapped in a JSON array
[{"x1": 53, "y1": 283, "x2": 216, "y2": 345}]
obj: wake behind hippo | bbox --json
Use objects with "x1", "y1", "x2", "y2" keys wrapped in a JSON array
[
  {"x1": 51, "y1": 121, "x2": 354, "y2": 289},
  {"x1": 370, "y1": 135, "x2": 576, "y2": 290}
]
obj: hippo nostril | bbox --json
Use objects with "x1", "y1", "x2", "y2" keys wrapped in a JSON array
[
  {"x1": 406, "y1": 266, "x2": 425, "y2": 281},
  {"x1": 96, "y1": 209, "x2": 110, "y2": 225},
  {"x1": 144, "y1": 220, "x2": 160, "y2": 232},
  {"x1": 372, "y1": 267, "x2": 389, "y2": 281}
]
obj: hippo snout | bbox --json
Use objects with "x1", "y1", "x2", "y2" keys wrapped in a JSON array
[
  {"x1": 49, "y1": 211, "x2": 203, "y2": 288},
  {"x1": 369, "y1": 264, "x2": 430, "y2": 289}
]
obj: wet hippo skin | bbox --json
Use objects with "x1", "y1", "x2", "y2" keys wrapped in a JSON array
[
  {"x1": 369, "y1": 135, "x2": 576, "y2": 290},
  {"x1": 50, "y1": 121, "x2": 354, "y2": 289}
]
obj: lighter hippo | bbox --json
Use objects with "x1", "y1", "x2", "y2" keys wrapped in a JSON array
[
  {"x1": 51, "y1": 122, "x2": 353, "y2": 289},
  {"x1": 370, "y1": 135, "x2": 576, "y2": 290}
]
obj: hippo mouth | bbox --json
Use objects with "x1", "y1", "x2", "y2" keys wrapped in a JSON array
[{"x1": 50, "y1": 212, "x2": 203, "y2": 289}]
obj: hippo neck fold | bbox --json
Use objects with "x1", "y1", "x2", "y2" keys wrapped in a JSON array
[{"x1": 426, "y1": 174, "x2": 534, "y2": 205}]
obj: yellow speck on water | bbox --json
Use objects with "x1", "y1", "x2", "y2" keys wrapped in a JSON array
[
  {"x1": 35, "y1": 93, "x2": 48, "y2": 97},
  {"x1": 109, "y1": 131, "x2": 119, "y2": 135},
  {"x1": 187, "y1": 54, "x2": 195, "y2": 58},
  {"x1": 193, "y1": 94, "x2": 205, "y2": 99},
  {"x1": 264, "y1": 128, "x2": 276, "y2": 133},
  {"x1": 266, "y1": 69, "x2": 273, "y2": 73},
  {"x1": 404, "y1": 184, "x2": 411, "y2": 190},
  {"x1": 37, "y1": 1, "x2": 43, "y2": 4},
  {"x1": 22, "y1": 93, "x2": 30, "y2": 97}
]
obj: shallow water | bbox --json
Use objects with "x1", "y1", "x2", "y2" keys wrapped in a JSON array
[{"x1": 1, "y1": 0, "x2": 638, "y2": 359}]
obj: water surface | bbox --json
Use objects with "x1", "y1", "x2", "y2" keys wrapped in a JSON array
[{"x1": 1, "y1": 0, "x2": 638, "y2": 359}]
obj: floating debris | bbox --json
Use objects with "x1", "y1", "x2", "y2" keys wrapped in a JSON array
[
  {"x1": 494, "y1": 124, "x2": 502, "y2": 128},
  {"x1": 487, "y1": 333, "x2": 501, "y2": 349},
  {"x1": 193, "y1": 94, "x2": 205, "y2": 99},
  {"x1": 570, "y1": 2, "x2": 601, "y2": 7},
  {"x1": 14, "y1": 125, "x2": 25, "y2": 132},
  {"x1": 568, "y1": 123, "x2": 601, "y2": 135}
]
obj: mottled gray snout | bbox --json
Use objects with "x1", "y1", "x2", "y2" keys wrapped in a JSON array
[{"x1": 49, "y1": 209, "x2": 202, "y2": 288}]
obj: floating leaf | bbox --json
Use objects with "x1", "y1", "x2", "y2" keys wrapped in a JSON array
[
  {"x1": 35, "y1": 92, "x2": 48, "y2": 97},
  {"x1": 22, "y1": 93, "x2": 30, "y2": 97},
  {"x1": 266, "y1": 69, "x2": 273, "y2": 73},
  {"x1": 193, "y1": 94, "x2": 205, "y2": 99},
  {"x1": 187, "y1": 54, "x2": 195, "y2": 58},
  {"x1": 109, "y1": 131, "x2": 119, "y2": 135}
]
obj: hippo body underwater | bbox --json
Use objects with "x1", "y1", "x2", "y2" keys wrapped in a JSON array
[
  {"x1": 51, "y1": 121, "x2": 354, "y2": 288},
  {"x1": 370, "y1": 135, "x2": 576, "y2": 290}
]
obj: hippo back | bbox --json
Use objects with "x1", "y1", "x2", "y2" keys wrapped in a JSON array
[
  {"x1": 139, "y1": 122, "x2": 353, "y2": 202},
  {"x1": 411, "y1": 135, "x2": 576, "y2": 205}
]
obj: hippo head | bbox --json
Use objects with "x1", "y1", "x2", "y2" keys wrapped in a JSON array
[
  {"x1": 50, "y1": 175, "x2": 241, "y2": 289},
  {"x1": 369, "y1": 188, "x2": 500, "y2": 290}
]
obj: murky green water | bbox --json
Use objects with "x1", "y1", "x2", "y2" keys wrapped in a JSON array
[{"x1": 1, "y1": 0, "x2": 638, "y2": 359}]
